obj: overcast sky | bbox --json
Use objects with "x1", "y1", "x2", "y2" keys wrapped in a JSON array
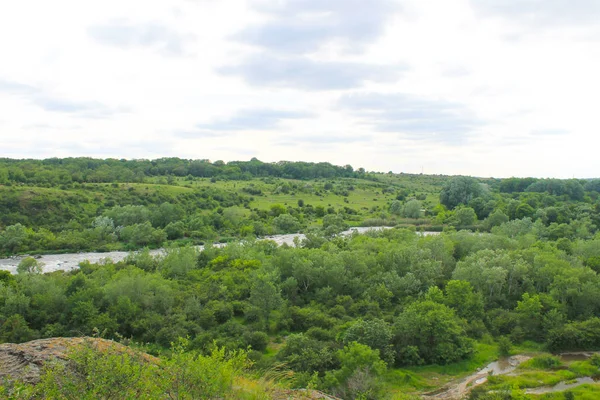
[{"x1": 0, "y1": 0, "x2": 599, "y2": 178}]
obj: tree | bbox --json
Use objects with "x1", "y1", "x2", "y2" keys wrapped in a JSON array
[
  {"x1": 452, "y1": 250, "x2": 513, "y2": 306},
  {"x1": 390, "y1": 200, "x2": 402, "y2": 216},
  {"x1": 325, "y1": 342, "x2": 387, "y2": 400},
  {"x1": 249, "y1": 274, "x2": 282, "y2": 330},
  {"x1": 0, "y1": 224, "x2": 30, "y2": 254},
  {"x1": 402, "y1": 200, "x2": 422, "y2": 219},
  {"x1": 273, "y1": 214, "x2": 300, "y2": 233},
  {"x1": 443, "y1": 280, "x2": 484, "y2": 322},
  {"x1": 322, "y1": 214, "x2": 349, "y2": 236},
  {"x1": 16, "y1": 257, "x2": 43, "y2": 274},
  {"x1": 484, "y1": 209, "x2": 509, "y2": 230},
  {"x1": 277, "y1": 333, "x2": 335, "y2": 373},
  {"x1": 497, "y1": 336, "x2": 512, "y2": 357},
  {"x1": 104, "y1": 205, "x2": 151, "y2": 226},
  {"x1": 393, "y1": 300, "x2": 473, "y2": 365},
  {"x1": 440, "y1": 176, "x2": 483, "y2": 209},
  {"x1": 451, "y1": 207, "x2": 477, "y2": 227},
  {"x1": 343, "y1": 319, "x2": 394, "y2": 365},
  {"x1": 0, "y1": 314, "x2": 37, "y2": 343},
  {"x1": 515, "y1": 293, "x2": 543, "y2": 339},
  {"x1": 119, "y1": 222, "x2": 167, "y2": 246}
]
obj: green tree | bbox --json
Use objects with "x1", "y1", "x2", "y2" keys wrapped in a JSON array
[
  {"x1": 390, "y1": 200, "x2": 402, "y2": 216},
  {"x1": 325, "y1": 342, "x2": 387, "y2": 400},
  {"x1": 393, "y1": 300, "x2": 473, "y2": 365},
  {"x1": 484, "y1": 209, "x2": 509, "y2": 230},
  {"x1": 343, "y1": 319, "x2": 394, "y2": 365},
  {"x1": 443, "y1": 280, "x2": 484, "y2": 322},
  {"x1": 322, "y1": 214, "x2": 349, "y2": 236},
  {"x1": 249, "y1": 274, "x2": 282, "y2": 330},
  {"x1": 277, "y1": 333, "x2": 335, "y2": 373},
  {"x1": 0, "y1": 314, "x2": 37, "y2": 343},
  {"x1": 497, "y1": 336, "x2": 512, "y2": 357},
  {"x1": 440, "y1": 176, "x2": 483, "y2": 209},
  {"x1": 451, "y1": 207, "x2": 477, "y2": 227},
  {"x1": 273, "y1": 214, "x2": 300, "y2": 233},
  {"x1": 402, "y1": 199, "x2": 423, "y2": 219},
  {"x1": 0, "y1": 224, "x2": 30, "y2": 254},
  {"x1": 16, "y1": 257, "x2": 43, "y2": 275},
  {"x1": 515, "y1": 293, "x2": 543, "y2": 339}
]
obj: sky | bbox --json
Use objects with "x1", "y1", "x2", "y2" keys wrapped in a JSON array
[{"x1": 0, "y1": 0, "x2": 599, "y2": 178}]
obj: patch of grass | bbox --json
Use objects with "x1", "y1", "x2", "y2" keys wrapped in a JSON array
[
  {"x1": 383, "y1": 369, "x2": 431, "y2": 392},
  {"x1": 386, "y1": 342, "x2": 499, "y2": 391},
  {"x1": 521, "y1": 355, "x2": 562, "y2": 370},
  {"x1": 513, "y1": 341, "x2": 547, "y2": 353},
  {"x1": 487, "y1": 370, "x2": 577, "y2": 390},
  {"x1": 568, "y1": 361, "x2": 600, "y2": 377},
  {"x1": 532, "y1": 383, "x2": 600, "y2": 399}
]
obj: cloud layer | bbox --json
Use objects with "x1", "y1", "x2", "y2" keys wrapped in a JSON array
[
  {"x1": 235, "y1": 0, "x2": 399, "y2": 53},
  {"x1": 220, "y1": 55, "x2": 403, "y2": 90},
  {"x1": 338, "y1": 93, "x2": 480, "y2": 143},
  {"x1": 472, "y1": 0, "x2": 600, "y2": 26},
  {"x1": 0, "y1": 0, "x2": 598, "y2": 178},
  {"x1": 88, "y1": 20, "x2": 192, "y2": 55},
  {"x1": 197, "y1": 108, "x2": 313, "y2": 131}
]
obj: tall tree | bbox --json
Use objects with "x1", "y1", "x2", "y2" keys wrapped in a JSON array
[{"x1": 440, "y1": 176, "x2": 484, "y2": 209}]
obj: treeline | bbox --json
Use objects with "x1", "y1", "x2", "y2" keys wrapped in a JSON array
[
  {"x1": 2, "y1": 224, "x2": 600, "y2": 398},
  {"x1": 496, "y1": 177, "x2": 600, "y2": 200},
  {"x1": 0, "y1": 157, "x2": 361, "y2": 185}
]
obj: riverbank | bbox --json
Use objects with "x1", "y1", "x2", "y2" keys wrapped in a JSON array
[{"x1": 0, "y1": 226, "x2": 438, "y2": 274}]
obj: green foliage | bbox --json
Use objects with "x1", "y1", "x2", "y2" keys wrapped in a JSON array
[
  {"x1": 249, "y1": 274, "x2": 282, "y2": 330},
  {"x1": 5, "y1": 338, "x2": 253, "y2": 399},
  {"x1": 322, "y1": 214, "x2": 349, "y2": 235},
  {"x1": 547, "y1": 318, "x2": 600, "y2": 352},
  {"x1": 1, "y1": 160, "x2": 600, "y2": 397},
  {"x1": 324, "y1": 342, "x2": 387, "y2": 400},
  {"x1": 390, "y1": 200, "x2": 403, "y2": 216},
  {"x1": 444, "y1": 280, "x2": 485, "y2": 322},
  {"x1": 343, "y1": 319, "x2": 394, "y2": 365},
  {"x1": 402, "y1": 199, "x2": 423, "y2": 219},
  {"x1": 0, "y1": 314, "x2": 37, "y2": 343},
  {"x1": 272, "y1": 214, "x2": 300, "y2": 233},
  {"x1": 497, "y1": 336, "x2": 512, "y2": 357},
  {"x1": 119, "y1": 222, "x2": 167, "y2": 247},
  {"x1": 521, "y1": 354, "x2": 561, "y2": 370},
  {"x1": 278, "y1": 333, "x2": 335, "y2": 373},
  {"x1": 440, "y1": 176, "x2": 484, "y2": 209},
  {"x1": 16, "y1": 257, "x2": 43, "y2": 275},
  {"x1": 451, "y1": 207, "x2": 478, "y2": 227},
  {"x1": 484, "y1": 210, "x2": 509, "y2": 230},
  {"x1": 393, "y1": 300, "x2": 474, "y2": 365}
]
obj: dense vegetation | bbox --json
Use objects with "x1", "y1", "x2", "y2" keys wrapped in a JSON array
[
  {"x1": 2, "y1": 158, "x2": 599, "y2": 258},
  {"x1": 1, "y1": 158, "x2": 600, "y2": 398},
  {"x1": 0, "y1": 157, "x2": 449, "y2": 255}
]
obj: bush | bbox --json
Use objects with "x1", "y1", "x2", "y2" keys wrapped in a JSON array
[
  {"x1": 497, "y1": 336, "x2": 512, "y2": 357},
  {"x1": 522, "y1": 354, "x2": 561, "y2": 370},
  {"x1": 243, "y1": 331, "x2": 269, "y2": 352},
  {"x1": 13, "y1": 338, "x2": 251, "y2": 400}
]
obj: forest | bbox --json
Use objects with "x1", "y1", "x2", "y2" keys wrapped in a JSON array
[{"x1": 1, "y1": 158, "x2": 600, "y2": 399}]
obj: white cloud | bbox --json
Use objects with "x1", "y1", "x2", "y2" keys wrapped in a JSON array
[{"x1": 0, "y1": 0, "x2": 598, "y2": 178}]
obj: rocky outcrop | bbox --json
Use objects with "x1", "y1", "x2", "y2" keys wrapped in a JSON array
[
  {"x1": 0, "y1": 337, "x2": 155, "y2": 384},
  {"x1": 0, "y1": 337, "x2": 340, "y2": 399}
]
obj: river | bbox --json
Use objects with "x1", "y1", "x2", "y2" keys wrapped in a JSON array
[{"x1": 0, "y1": 227, "x2": 440, "y2": 274}]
